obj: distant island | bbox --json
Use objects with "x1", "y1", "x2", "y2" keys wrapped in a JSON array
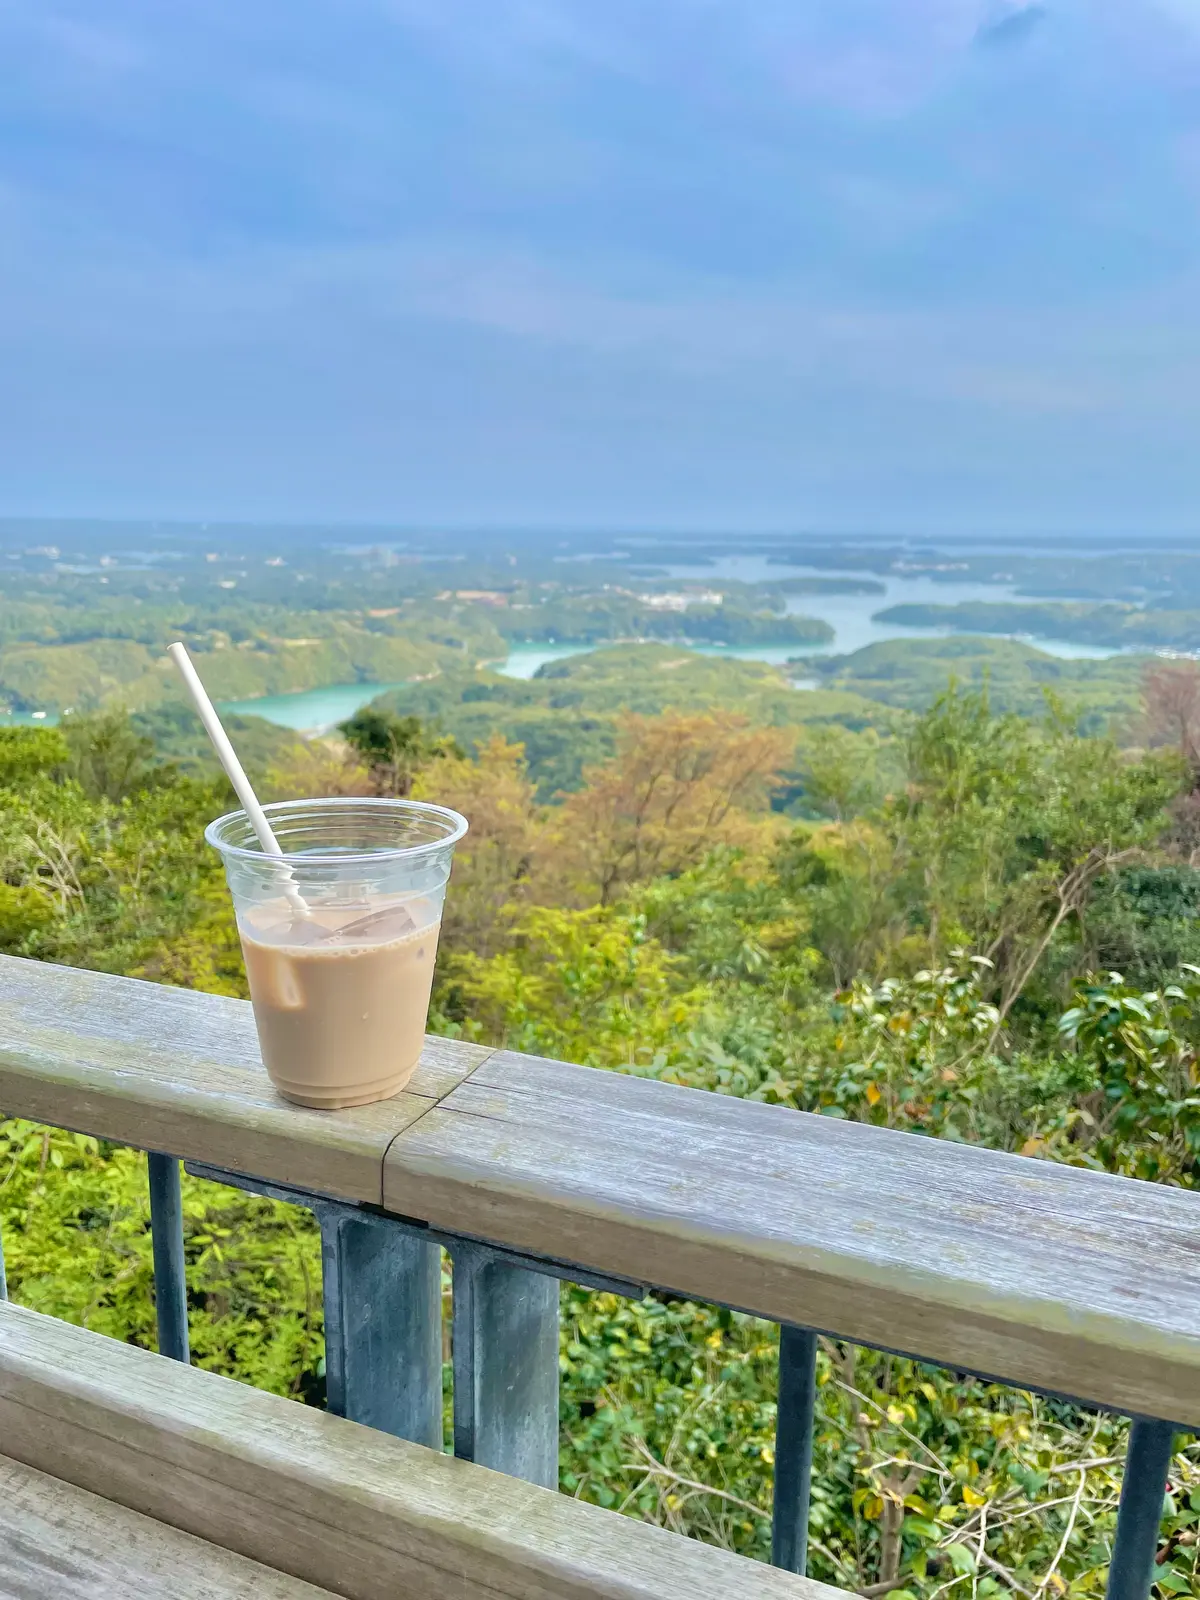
[
  {"x1": 875, "y1": 601, "x2": 1200, "y2": 653},
  {"x1": 793, "y1": 635, "x2": 1153, "y2": 733}
]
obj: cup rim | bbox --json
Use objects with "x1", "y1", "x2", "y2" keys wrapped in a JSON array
[{"x1": 204, "y1": 796, "x2": 469, "y2": 866}]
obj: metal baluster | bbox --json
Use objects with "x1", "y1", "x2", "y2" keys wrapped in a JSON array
[
  {"x1": 0, "y1": 1213, "x2": 8, "y2": 1301},
  {"x1": 147, "y1": 1152, "x2": 190, "y2": 1363},
  {"x1": 317, "y1": 1203, "x2": 442, "y2": 1448},
  {"x1": 1106, "y1": 1418, "x2": 1175, "y2": 1600},
  {"x1": 450, "y1": 1241, "x2": 559, "y2": 1488},
  {"x1": 772, "y1": 1324, "x2": 818, "y2": 1573}
]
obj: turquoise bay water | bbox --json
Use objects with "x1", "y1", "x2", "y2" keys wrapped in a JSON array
[
  {"x1": 218, "y1": 680, "x2": 414, "y2": 733},
  {"x1": 0, "y1": 709, "x2": 57, "y2": 728},
  {"x1": 498, "y1": 643, "x2": 593, "y2": 679}
]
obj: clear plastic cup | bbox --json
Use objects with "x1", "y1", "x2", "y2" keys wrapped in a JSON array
[{"x1": 206, "y1": 797, "x2": 468, "y2": 1109}]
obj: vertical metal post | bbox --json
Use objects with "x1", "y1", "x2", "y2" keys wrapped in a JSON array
[
  {"x1": 147, "y1": 1152, "x2": 190, "y2": 1364},
  {"x1": 772, "y1": 1324, "x2": 818, "y2": 1573},
  {"x1": 317, "y1": 1205, "x2": 443, "y2": 1448},
  {"x1": 1106, "y1": 1418, "x2": 1175, "y2": 1600},
  {"x1": 450, "y1": 1242, "x2": 559, "y2": 1488},
  {"x1": 0, "y1": 1213, "x2": 8, "y2": 1301}
]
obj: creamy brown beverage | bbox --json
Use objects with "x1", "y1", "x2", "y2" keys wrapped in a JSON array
[
  {"x1": 238, "y1": 897, "x2": 440, "y2": 1108},
  {"x1": 207, "y1": 796, "x2": 467, "y2": 1110}
]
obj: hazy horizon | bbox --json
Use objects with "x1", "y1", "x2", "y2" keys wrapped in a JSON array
[
  {"x1": 7, "y1": 518, "x2": 1200, "y2": 563},
  {"x1": 4, "y1": 519, "x2": 1200, "y2": 558}
]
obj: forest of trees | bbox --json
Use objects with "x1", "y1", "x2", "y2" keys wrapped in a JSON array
[{"x1": 4, "y1": 665, "x2": 1200, "y2": 1597}]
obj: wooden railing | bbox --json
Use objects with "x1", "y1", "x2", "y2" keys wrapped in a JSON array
[{"x1": 0, "y1": 953, "x2": 1197, "y2": 1600}]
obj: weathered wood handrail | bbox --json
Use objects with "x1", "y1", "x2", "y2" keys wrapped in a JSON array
[
  {"x1": 0, "y1": 952, "x2": 1195, "y2": 1600},
  {"x1": 0, "y1": 954, "x2": 488, "y2": 1205},
  {"x1": 382, "y1": 1048, "x2": 1200, "y2": 1426},
  {"x1": 2, "y1": 954, "x2": 1197, "y2": 1423}
]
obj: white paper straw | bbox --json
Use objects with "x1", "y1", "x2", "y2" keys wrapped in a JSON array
[{"x1": 167, "y1": 642, "x2": 309, "y2": 914}]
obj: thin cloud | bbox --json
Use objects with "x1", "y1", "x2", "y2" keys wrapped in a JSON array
[{"x1": 974, "y1": 4, "x2": 1049, "y2": 48}]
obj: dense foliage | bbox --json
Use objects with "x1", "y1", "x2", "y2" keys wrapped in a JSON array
[{"x1": 3, "y1": 676, "x2": 1200, "y2": 1598}]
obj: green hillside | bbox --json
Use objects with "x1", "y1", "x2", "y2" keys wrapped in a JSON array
[
  {"x1": 494, "y1": 592, "x2": 832, "y2": 647},
  {"x1": 800, "y1": 636, "x2": 1150, "y2": 730},
  {"x1": 130, "y1": 706, "x2": 310, "y2": 783},
  {"x1": 370, "y1": 644, "x2": 897, "y2": 797},
  {"x1": 0, "y1": 602, "x2": 505, "y2": 716},
  {"x1": 878, "y1": 599, "x2": 1200, "y2": 651}
]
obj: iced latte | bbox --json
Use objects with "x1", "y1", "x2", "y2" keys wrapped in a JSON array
[{"x1": 206, "y1": 799, "x2": 467, "y2": 1108}]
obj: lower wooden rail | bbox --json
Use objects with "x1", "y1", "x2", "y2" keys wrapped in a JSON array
[
  {"x1": 0, "y1": 1301, "x2": 837, "y2": 1600},
  {"x1": 0, "y1": 1455, "x2": 334, "y2": 1599}
]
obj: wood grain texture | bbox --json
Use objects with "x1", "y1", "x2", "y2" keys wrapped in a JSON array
[
  {"x1": 0, "y1": 1302, "x2": 841, "y2": 1600},
  {"x1": 0, "y1": 955, "x2": 490, "y2": 1204},
  {"x1": 0, "y1": 1455, "x2": 335, "y2": 1599},
  {"x1": 383, "y1": 1051, "x2": 1200, "y2": 1425}
]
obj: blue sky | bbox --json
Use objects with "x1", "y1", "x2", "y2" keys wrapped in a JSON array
[{"x1": 1, "y1": 1, "x2": 1199, "y2": 533}]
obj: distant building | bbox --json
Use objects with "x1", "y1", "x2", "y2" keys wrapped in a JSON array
[{"x1": 637, "y1": 590, "x2": 724, "y2": 611}]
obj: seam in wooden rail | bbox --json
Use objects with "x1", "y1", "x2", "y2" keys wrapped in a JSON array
[{"x1": 378, "y1": 1045, "x2": 499, "y2": 1188}]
